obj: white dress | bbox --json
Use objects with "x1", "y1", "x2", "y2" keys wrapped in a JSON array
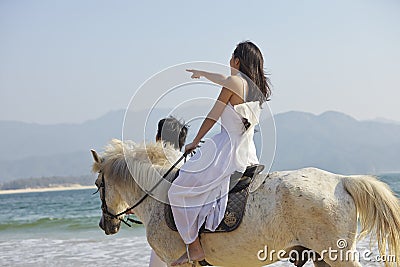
[{"x1": 168, "y1": 74, "x2": 262, "y2": 244}]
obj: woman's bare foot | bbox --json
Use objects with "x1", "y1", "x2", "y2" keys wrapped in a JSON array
[{"x1": 171, "y1": 238, "x2": 205, "y2": 266}]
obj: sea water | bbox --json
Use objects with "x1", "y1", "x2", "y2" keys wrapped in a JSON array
[{"x1": 0, "y1": 174, "x2": 398, "y2": 267}]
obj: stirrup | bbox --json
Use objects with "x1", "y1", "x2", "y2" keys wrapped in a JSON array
[{"x1": 186, "y1": 244, "x2": 196, "y2": 266}]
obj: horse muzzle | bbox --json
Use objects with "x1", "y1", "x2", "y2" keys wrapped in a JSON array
[{"x1": 99, "y1": 213, "x2": 121, "y2": 235}]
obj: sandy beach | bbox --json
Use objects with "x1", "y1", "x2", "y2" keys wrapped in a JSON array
[{"x1": 0, "y1": 185, "x2": 96, "y2": 195}]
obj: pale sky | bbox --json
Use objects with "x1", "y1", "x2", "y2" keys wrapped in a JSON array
[{"x1": 1, "y1": 0, "x2": 399, "y2": 124}]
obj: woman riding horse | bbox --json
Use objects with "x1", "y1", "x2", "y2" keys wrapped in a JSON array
[{"x1": 169, "y1": 41, "x2": 272, "y2": 265}]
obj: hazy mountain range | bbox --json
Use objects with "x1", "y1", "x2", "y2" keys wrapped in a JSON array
[
  {"x1": 0, "y1": 110, "x2": 399, "y2": 184},
  {"x1": 272, "y1": 111, "x2": 400, "y2": 174}
]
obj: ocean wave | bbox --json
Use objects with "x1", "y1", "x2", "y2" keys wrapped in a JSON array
[{"x1": 0, "y1": 216, "x2": 101, "y2": 232}]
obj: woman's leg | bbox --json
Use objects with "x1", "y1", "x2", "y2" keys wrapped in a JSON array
[
  {"x1": 171, "y1": 237, "x2": 205, "y2": 266},
  {"x1": 149, "y1": 249, "x2": 167, "y2": 267}
]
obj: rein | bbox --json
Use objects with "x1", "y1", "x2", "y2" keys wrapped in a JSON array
[{"x1": 95, "y1": 152, "x2": 188, "y2": 227}]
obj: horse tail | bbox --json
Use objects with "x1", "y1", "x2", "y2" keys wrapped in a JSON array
[{"x1": 343, "y1": 175, "x2": 400, "y2": 266}]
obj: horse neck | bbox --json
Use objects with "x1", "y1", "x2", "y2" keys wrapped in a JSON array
[
  {"x1": 103, "y1": 143, "x2": 181, "y2": 225},
  {"x1": 115, "y1": 163, "x2": 175, "y2": 225},
  {"x1": 116, "y1": 179, "x2": 156, "y2": 225}
]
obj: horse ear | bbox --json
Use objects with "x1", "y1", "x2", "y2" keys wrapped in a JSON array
[{"x1": 91, "y1": 149, "x2": 101, "y2": 163}]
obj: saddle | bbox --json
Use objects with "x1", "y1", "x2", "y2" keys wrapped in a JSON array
[{"x1": 165, "y1": 164, "x2": 264, "y2": 233}]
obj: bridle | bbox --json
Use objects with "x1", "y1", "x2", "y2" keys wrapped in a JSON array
[
  {"x1": 94, "y1": 152, "x2": 188, "y2": 227},
  {"x1": 96, "y1": 172, "x2": 143, "y2": 226}
]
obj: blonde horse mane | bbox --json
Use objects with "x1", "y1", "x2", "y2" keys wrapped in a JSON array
[{"x1": 93, "y1": 139, "x2": 182, "y2": 191}]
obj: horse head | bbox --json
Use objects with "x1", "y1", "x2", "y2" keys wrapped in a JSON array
[
  {"x1": 90, "y1": 140, "x2": 184, "y2": 236},
  {"x1": 91, "y1": 149, "x2": 128, "y2": 235}
]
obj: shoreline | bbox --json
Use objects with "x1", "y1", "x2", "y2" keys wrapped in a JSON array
[{"x1": 0, "y1": 185, "x2": 96, "y2": 195}]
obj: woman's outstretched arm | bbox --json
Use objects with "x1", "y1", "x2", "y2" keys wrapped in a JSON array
[
  {"x1": 186, "y1": 69, "x2": 238, "y2": 90},
  {"x1": 184, "y1": 69, "x2": 244, "y2": 154},
  {"x1": 185, "y1": 87, "x2": 232, "y2": 153}
]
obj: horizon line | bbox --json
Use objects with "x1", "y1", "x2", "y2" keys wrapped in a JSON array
[{"x1": 1, "y1": 109, "x2": 399, "y2": 125}]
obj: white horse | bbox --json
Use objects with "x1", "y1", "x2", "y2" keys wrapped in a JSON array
[{"x1": 91, "y1": 139, "x2": 400, "y2": 267}]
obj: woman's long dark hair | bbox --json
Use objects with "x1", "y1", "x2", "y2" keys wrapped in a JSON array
[{"x1": 233, "y1": 41, "x2": 272, "y2": 104}]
